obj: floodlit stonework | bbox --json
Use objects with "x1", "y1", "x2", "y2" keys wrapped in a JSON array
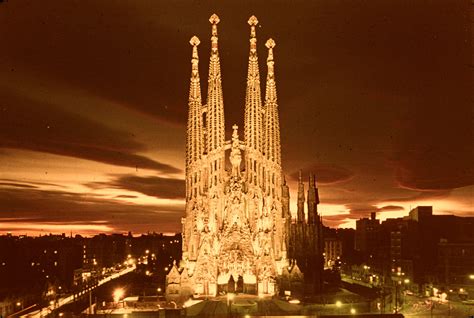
[{"x1": 166, "y1": 14, "x2": 293, "y2": 298}]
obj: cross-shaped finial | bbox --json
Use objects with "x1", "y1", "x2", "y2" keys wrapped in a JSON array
[
  {"x1": 232, "y1": 124, "x2": 238, "y2": 131},
  {"x1": 265, "y1": 38, "x2": 276, "y2": 49},
  {"x1": 248, "y1": 15, "x2": 259, "y2": 26},
  {"x1": 189, "y1": 36, "x2": 200, "y2": 47},
  {"x1": 209, "y1": 14, "x2": 220, "y2": 25}
]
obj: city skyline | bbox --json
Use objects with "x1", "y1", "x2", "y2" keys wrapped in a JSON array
[{"x1": 0, "y1": 1, "x2": 472, "y2": 236}]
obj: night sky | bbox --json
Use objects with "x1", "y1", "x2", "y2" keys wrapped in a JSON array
[{"x1": 0, "y1": 1, "x2": 472, "y2": 235}]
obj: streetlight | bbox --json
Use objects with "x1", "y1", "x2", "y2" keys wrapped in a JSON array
[
  {"x1": 350, "y1": 308, "x2": 356, "y2": 314},
  {"x1": 335, "y1": 301, "x2": 342, "y2": 315},
  {"x1": 227, "y1": 293, "x2": 235, "y2": 316},
  {"x1": 113, "y1": 288, "x2": 125, "y2": 303},
  {"x1": 469, "y1": 274, "x2": 474, "y2": 280}
]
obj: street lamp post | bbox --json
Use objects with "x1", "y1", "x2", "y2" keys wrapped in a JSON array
[
  {"x1": 227, "y1": 293, "x2": 235, "y2": 317},
  {"x1": 402, "y1": 278, "x2": 410, "y2": 309},
  {"x1": 335, "y1": 300, "x2": 342, "y2": 315},
  {"x1": 393, "y1": 271, "x2": 406, "y2": 313},
  {"x1": 113, "y1": 288, "x2": 125, "y2": 309},
  {"x1": 395, "y1": 282, "x2": 399, "y2": 314}
]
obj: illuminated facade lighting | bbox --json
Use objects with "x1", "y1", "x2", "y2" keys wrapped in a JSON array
[{"x1": 167, "y1": 14, "x2": 289, "y2": 298}]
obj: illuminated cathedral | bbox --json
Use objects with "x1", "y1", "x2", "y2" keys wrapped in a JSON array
[{"x1": 166, "y1": 14, "x2": 292, "y2": 298}]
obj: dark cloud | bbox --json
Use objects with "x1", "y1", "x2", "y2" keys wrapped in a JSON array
[
  {"x1": 322, "y1": 214, "x2": 352, "y2": 228},
  {"x1": 388, "y1": 72, "x2": 473, "y2": 192},
  {"x1": 377, "y1": 205, "x2": 404, "y2": 212},
  {"x1": 0, "y1": 187, "x2": 184, "y2": 233},
  {"x1": 340, "y1": 204, "x2": 405, "y2": 219},
  {"x1": 0, "y1": 179, "x2": 66, "y2": 189},
  {"x1": 380, "y1": 189, "x2": 451, "y2": 203},
  {"x1": 115, "y1": 194, "x2": 139, "y2": 199},
  {"x1": 0, "y1": 92, "x2": 180, "y2": 174},
  {"x1": 87, "y1": 175, "x2": 185, "y2": 200},
  {"x1": 344, "y1": 204, "x2": 379, "y2": 216},
  {"x1": 289, "y1": 163, "x2": 354, "y2": 185},
  {"x1": 0, "y1": 182, "x2": 37, "y2": 189},
  {"x1": 394, "y1": 157, "x2": 473, "y2": 191},
  {"x1": 114, "y1": 175, "x2": 185, "y2": 199}
]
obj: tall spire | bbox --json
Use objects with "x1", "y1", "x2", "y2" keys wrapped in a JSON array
[
  {"x1": 206, "y1": 13, "x2": 225, "y2": 154},
  {"x1": 297, "y1": 170, "x2": 305, "y2": 223},
  {"x1": 307, "y1": 173, "x2": 316, "y2": 224},
  {"x1": 244, "y1": 15, "x2": 264, "y2": 186},
  {"x1": 264, "y1": 38, "x2": 281, "y2": 166},
  {"x1": 186, "y1": 36, "x2": 203, "y2": 164},
  {"x1": 307, "y1": 173, "x2": 320, "y2": 224}
]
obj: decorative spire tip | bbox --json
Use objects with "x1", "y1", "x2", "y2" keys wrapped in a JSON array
[
  {"x1": 190, "y1": 36, "x2": 200, "y2": 46},
  {"x1": 209, "y1": 14, "x2": 220, "y2": 46},
  {"x1": 265, "y1": 38, "x2": 276, "y2": 49},
  {"x1": 248, "y1": 15, "x2": 258, "y2": 50},
  {"x1": 209, "y1": 14, "x2": 220, "y2": 25},
  {"x1": 248, "y1": 15, "x2": 259, "y2": 26}
]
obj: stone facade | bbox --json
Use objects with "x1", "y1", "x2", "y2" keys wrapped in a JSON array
[{"x1": 166, "y1": 14, "x2": 294, "y2": 298}]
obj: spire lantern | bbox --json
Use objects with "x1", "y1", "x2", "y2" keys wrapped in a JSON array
[
  {"x1": 266, "y1": 38, "x2": 276, "y2": 76},
  {"x1": 190, "y1": 36, "x2": 200, "y2": 74},
  {"x1": 209, "y1": 14, "x2": 220, "y2": 52},
  {"x1": 248, "y1": 15, "x2": 259, "y2": 53}
]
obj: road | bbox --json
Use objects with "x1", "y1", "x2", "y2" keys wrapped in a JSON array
[
  {"x1": 400, "y1": 294, "x2": 474, "y2": 317},
  {"x1": 20, "y1": 265, "x2": 136, "y2": 318}
]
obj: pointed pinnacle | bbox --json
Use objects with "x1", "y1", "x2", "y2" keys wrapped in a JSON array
[
  {"x1": 266, "y1": 39, "x2": 275, "y2": 73},
  {"x1": 209, "y1": 14, "x2": 220, "y2": 25},
  {"x1": 265, "y1": 38, "x2": 276, "y2": 49},
  {"x1": 248, "y1": 15, "x2": 259, "y2": 26},
  {"x1": 209, "y1": 14, "x2": 220, "y2": 48},
  {"x1": 190, "y1": 36, "x2": 200, "y2": 46},
  {"x1": 248, "y1": 15, "x2": 258, "y2": 40},
  {"x1": 190, "y1": 36, "x2": 200, "y2": 70}
]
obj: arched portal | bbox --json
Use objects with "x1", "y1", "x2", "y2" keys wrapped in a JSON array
[
  {"x1": 236, "y1": 275, "x2": 244, "y2": 293},
  {"x1": 228, "y1": 275, "x2": 235, "y2": 293}
]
